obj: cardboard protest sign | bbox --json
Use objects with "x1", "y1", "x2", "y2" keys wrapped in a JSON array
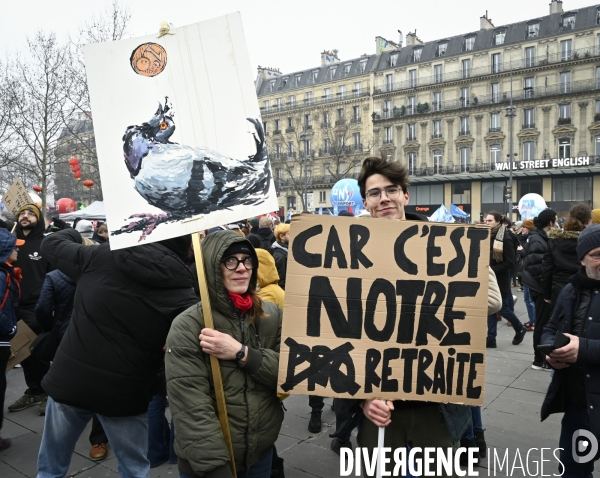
[
  {"x1": 84, "y1": 13, "x2": 277, "y2": 250},
  {"x1": 2, "y1": 179, "x2": 35, "y2": 219},
  {"x1": 6, "y1": 320, "x2": 36, "y2": 372},
  {"x1": 277, "y1": 215, "x2": 491, "y2": 406}
]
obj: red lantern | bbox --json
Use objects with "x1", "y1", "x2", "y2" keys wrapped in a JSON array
[
  {"x1": 83, "y1": 180, "x2": 95, "y2": 190},
  {"x1": 32, "y1": 185, "x2": 43, "y2": 193},
  {"x1": 74, "y1": 172, "x2": 82, "y2": 180},
  {"x1": 56, "y1": 198, "x2": 76, "y2": 214},
  {"x1": 71, "y1": 166, "x2": 81, "y2": 173},
  {"x1": 68, "y1": 157, "x2": 79, "y2": 166}
]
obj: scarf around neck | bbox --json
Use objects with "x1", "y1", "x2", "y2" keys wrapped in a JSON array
[
  {"x1": 227, "y1": 292, "x2": 253, "y2": 315},
  {"x1": 491, "y1": 224, "x2": 506, "y2": 262}
]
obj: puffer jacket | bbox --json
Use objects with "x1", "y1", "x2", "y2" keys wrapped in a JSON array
[
  {"x1": 40, "y1": 229, "x2": 198, "y2": 417},
  {"x1": 34, "y1": 269, "x2": 76, "y2": 337},
  {"x1": 0, "y1": 262, "x2": 19, "y2": 346},
  {"x1": 166, "y1": 231, "x2": 283, "y2": 478},
  {"x1": 541, "y1": 269, "x2": 600, "y2": 437},
  {"x1": 256, "y1": 249, "x2": 284, "y2": 310},
  {"x1": 522, "y1": 228, "x2": 550, "y2": 294},
  {"x1": 541, "y1": 228, "x2": 581, "y2": 303},
  {"x1": 271, "y1": 241, "x2": 288, "y2": 290}
]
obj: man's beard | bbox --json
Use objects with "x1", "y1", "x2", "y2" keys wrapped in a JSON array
[
  {"x1": 19, "y1": 220, "x2": 36, "y2": 230},
  {"x1": 585, "y1": 264, "x2": 600, "y2": 281}
]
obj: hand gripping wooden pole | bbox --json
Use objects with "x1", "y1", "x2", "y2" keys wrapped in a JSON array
[{"x1": 192, "y1": 232, "x2": 237, "y2": 477}]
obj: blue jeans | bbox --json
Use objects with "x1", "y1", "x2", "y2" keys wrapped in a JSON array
[
  {"x1": 462, "y1": 406, "x2": 483, "y2": 440},
  {"x1": 179, "y1": 450, "x2": 273, "y2": 478},
  {"x1": 523, "y1": 286, "x2": 536, "y2": 325},
  {"x1": 487, "y1": 294, "x2": 524, "y2": 341},
  {"x1": 147, "y1": 394, "x2": 176, "y2": 466},
  {"x1": 558, "y1": 404, "x2": 599, "y2": 477},
  {"x1": 37, "y1": 397, "x2": 150, "y2": 478}
]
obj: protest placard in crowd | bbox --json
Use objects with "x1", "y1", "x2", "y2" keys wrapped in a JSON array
[
  {"x1": 278, "y1": 214, "x2": 490, "y2": 406},
  {"x1": 84, "y1": 13, "x2": 276, "y2": 250},
  {"x1": 2, "y1": 179, "x2": 34, "y2": 219}
]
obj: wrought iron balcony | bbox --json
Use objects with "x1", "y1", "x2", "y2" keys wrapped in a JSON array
[
  {"x1": 431, "y1": 133, "x2": 443, "y2": 139},
  {"x1": 489, "y1": 127, "x2": 502, "y2": 133},
  {"x1": 382, "y1": 139, "x2": 394, "y2": 145},
  {"x1": 285, "y1": 127, "x2": 295, "y2": 133},
  {"x1": 522, "y1": 123, "x2": 536, "y2": 129},
  {"x1": 260, "y1": 90, "x2": 371, "y2": 115},
  {"x1": 350, "y1": 117, "x2": 362, "y2": 124}
]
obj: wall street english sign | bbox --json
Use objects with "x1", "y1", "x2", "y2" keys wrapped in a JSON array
[{"x1": 494, "y1": 157, "x2": 590, "y2": 171}]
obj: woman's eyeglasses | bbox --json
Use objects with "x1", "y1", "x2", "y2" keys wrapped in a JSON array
[{"x1": 222, "y1": 256, "x2": 254, "y2": 270}]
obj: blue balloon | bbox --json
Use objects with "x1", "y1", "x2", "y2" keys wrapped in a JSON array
[{"x1": 330, "y1": 178, "x2": 363, "y2": 215}]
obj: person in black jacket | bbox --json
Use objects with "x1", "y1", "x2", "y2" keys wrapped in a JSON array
[
  {"x1": 36, "y1": 229, "x2": 198, "y2": 478},
  {"x1": 8, "y1": 204, "x2": 54, "y2": 415},
  {"x1": 247, "y1": 217, "x2": 275, "y2": 250},
  {"x1": 271, "y1": 223, "x2": 289, "y2": 290},
  {"x1": 522, "y1": 209, "x2": 558, "y2": 370},
  {"x1": 485, "y1": 211, "x2": 526, "y2": 348},
  {"x1": 541, "y1": 204, "x2": 591, "y2": 305},
  {"x1": 541, "y1": 224, "x2": 600, "y2": 477}
]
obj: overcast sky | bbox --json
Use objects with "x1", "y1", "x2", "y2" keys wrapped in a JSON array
[{"x1": 0, "y1": 0, "x2": 595, "y2": 75}]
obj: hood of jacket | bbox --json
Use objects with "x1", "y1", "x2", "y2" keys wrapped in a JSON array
[
  {"x1": 256, "y1": 248, "x2": 280, "y2": 289},
  {"x1": 15, "y1": 212, "x2": 46, "y2": 241},
  {"x1": 112, "y1": 241, "x2": 194, "y2": 289},
  {"x1": 529, "y1": 227, "x2": 549, "y2": 242},
  {"x1": 201, "y1": 230, "x2": 258, "y2": 316},
  {"x1": 548, "y1": 228, "x2": 581, "y2": 240}
]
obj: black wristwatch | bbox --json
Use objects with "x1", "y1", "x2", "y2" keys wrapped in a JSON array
[{"x1": 236, "y1": 344, "x2": 247, "y2": 362}]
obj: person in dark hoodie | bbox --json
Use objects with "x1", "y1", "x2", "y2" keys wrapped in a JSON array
[
  {"x1": 36, "y1": 229, "x2": 198, "y2": 478},
  {"x1": 0, "y1": 228, "x2": 24, "y2": 452},
  {"x1": 92, "y1": 224, "x2": 109, "y2": 244},
  {"x1": 247, "y1": 217, "x2": 275, "y2": 251},
  {"x1": 542, "y1": 204, "x2": 592, "y2": 305},
  {"x1": 271, "y1": 223, "x2": 289, "y2": 290},
  {"x1": 522, "y1": 208, "x2": 558, "y2": 370},
  {"x1": 8, "y1": 204, "x2": 54, "y2": 415}
]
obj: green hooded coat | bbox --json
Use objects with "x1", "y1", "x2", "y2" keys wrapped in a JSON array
[{"x1": 166, "y1": 230, "x2": 283, "y2": 478}]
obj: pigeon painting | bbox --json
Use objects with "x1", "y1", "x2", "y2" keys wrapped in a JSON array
[{"x1": 113, "y1": 98, "x2": 271, "y2": 240}]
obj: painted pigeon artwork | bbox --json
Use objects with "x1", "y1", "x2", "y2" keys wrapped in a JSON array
[{"x1": 113, "y1": 98, "x2": 270, "y2": 239}]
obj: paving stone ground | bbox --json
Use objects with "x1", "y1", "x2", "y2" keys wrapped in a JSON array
[{"x1": 1, "y1": 288, "x2": 598, "y2": 477}]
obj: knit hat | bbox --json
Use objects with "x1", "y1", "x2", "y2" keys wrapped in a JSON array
[
  {"x1": 522, "y1": 219, "x2": 535, "y2": 230},
  {"x1": 0, "y1": 229, "x2": 24, "y2": 263},
  {"x1": 577, "y1": 224, "x2": 600, "y2": 260},
  {"x1": 249, "y1": 218, "x2": 260, "y2": 228},
  {"x1": 17, "y1": 204, "x2": 41, "y2": 221},
  {"x1": 222, "y1": 241, "x2": 254, "y2": 259},
  {"x1": 75, "y1": 219, "x2": 94, "y2": 239},
  {"x1": 592, "y1": 209, "x2": 600, "y2": 225}
]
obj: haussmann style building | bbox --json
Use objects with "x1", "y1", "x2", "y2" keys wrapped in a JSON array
[{"x1": 256, "y1": 0, "x2": 600, "y2": 221}]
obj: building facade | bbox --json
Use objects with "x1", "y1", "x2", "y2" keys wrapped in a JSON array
[{"x1": 258, "y1": 0, "x2": 600, "y2": 220}]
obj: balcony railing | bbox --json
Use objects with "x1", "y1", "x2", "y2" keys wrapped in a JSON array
[
  {"x1": 382, "y1": 139, "x2": 394, "y2": 145},
  {"x1": 431, "y1": 133, "x2": 443, "y2": 139},
  {"x1": 407, "y1": 135, "x2": 417, "y2": 142},
  {"x1": 350, "y1": 117, "x2": 362, "y2": 124},
  {"x1": 373, "y1": 78, "x2": 600, "y2": 121},
  {"x1": 321, "y1": 122, "x2": 331, "y2": 129},
  {"x1": 285, "y1": 127, "x2": 295, "y2": 133},
  {"x1": 345, "y1": 144, "x2": 363, "y2": 153},
  {"x1": 489, "y1": 127, "x2": 502, "y2": 133},
  {"x1": 522, "y1": 123, "x2": 536, "y2": 129},
  {"x1": 302, "y1": 125, "x2": 313, "y2": 132},
  {"x1": 299, "y1": 150, "x2": 316, "y2": 159},
  {"x1": 286, "y1": 152, "x2": 296, "y2": 160},
  {"x1": 260, "y1": 90, "x2": 371, "y2": 115},
  {"x1": 335, "y1": 118, "x2": 346, "y2": 126},
  {"x1": 273, "y1": 129, "x2": 282, "y2": 135},
  {"x1": 459, "y1": 129, "x2": 471, "y2": 136},
  {"x1": 373, "y1": 45, "x2": 600, "y2": 94},
  {"x1": 557, "y1": 117, "x2": 572, "y2": 125}
]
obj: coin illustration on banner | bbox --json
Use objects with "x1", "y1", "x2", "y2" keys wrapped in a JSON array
[{"x1": 130, "y1": 43, "x2": 167, "y2": 77}]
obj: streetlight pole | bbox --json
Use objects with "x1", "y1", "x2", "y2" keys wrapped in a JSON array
[
  {"x1": 505, "y1": 68, "x2": 516, "y2": 222},
  {"x1": 301, "y1": 132, "x2": 308, "y2": 212}
]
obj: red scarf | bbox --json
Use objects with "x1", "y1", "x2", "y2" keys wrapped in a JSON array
[{"x1": 227, "y1": 292, "x2": 253, "y2": 315}]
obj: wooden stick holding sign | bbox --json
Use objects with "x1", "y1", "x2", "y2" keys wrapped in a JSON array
[{"x1": 192, "y1": 232, "x2": 237, "y2": 478}]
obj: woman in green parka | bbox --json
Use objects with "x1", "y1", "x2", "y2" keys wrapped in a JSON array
[{"x1": 166, "y1": 230, "x2": 283, "y2": 478}]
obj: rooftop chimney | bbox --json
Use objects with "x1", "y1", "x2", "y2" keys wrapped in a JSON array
[
  {"x1": 321, "y1": 50, "x2": 340, "y2": 66},
  {"x1": 255, "y1": 66, "x2": 281, "y2": 92},
  {"x1": 480, "y1": 11, "x2": 495, "y2": 29},
  {"x1": 405, "y1": 32, "x2": 423, "y2": 47},
  {"x1": 549, "y1": 0, "x2": 563, "y2": 14},
  {"x1": 375, "y1": 36, "x2": 399, "y2": 54}
]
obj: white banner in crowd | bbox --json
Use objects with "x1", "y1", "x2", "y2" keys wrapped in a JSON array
[{"x1": 84, "y1": 13, "x2": 277, "y2": 250}]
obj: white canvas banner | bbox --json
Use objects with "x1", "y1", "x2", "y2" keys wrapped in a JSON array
[{"x1": 84, "y1": 13, "x2": 277, "y2": 249}]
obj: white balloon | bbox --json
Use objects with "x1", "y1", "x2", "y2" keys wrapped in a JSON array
[{"x1": 518, "y1": 193, "x2": 547, "y2": 220}]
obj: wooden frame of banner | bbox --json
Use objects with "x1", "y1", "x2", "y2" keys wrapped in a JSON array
[{"x1": 192, "y1": 232, "x2": 237, "y2": 477}]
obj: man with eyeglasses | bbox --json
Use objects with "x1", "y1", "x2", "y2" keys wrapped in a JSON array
[
  {"x1": 330, "y1": 156, "x2": 471, "y2": 476},
  {"x1": 541, "y1": 224, "x2": 600, "y2": 476}
]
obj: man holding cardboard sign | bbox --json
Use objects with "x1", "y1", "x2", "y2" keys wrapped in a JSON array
[{"x1": 278, "y1": 156, "x2": 491, "y2": 476}]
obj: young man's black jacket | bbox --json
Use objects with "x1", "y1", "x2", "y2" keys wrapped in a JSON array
[
  {"x1": 541, "y1": 269, "x2": 600, "y2": 438},
  {"x1": 541, "y1": 229, "x2": 582, "y2": 303},
  {"x1": 14, "y1": 216, "x2": 53, "y2": 310},
  {"x1": 522, "y1": 228, "x2": 549, "y2": 294},
  {"x1": 40, "y1": 229, "x2": 198, "y2": 417},
  {"x1": 489, "y1": 228, "x2": 516, "y2": 298}
]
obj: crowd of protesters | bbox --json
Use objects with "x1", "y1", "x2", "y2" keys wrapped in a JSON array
[{"x1": 1, "y1": 161, "x2": 600, "y2": 477}]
